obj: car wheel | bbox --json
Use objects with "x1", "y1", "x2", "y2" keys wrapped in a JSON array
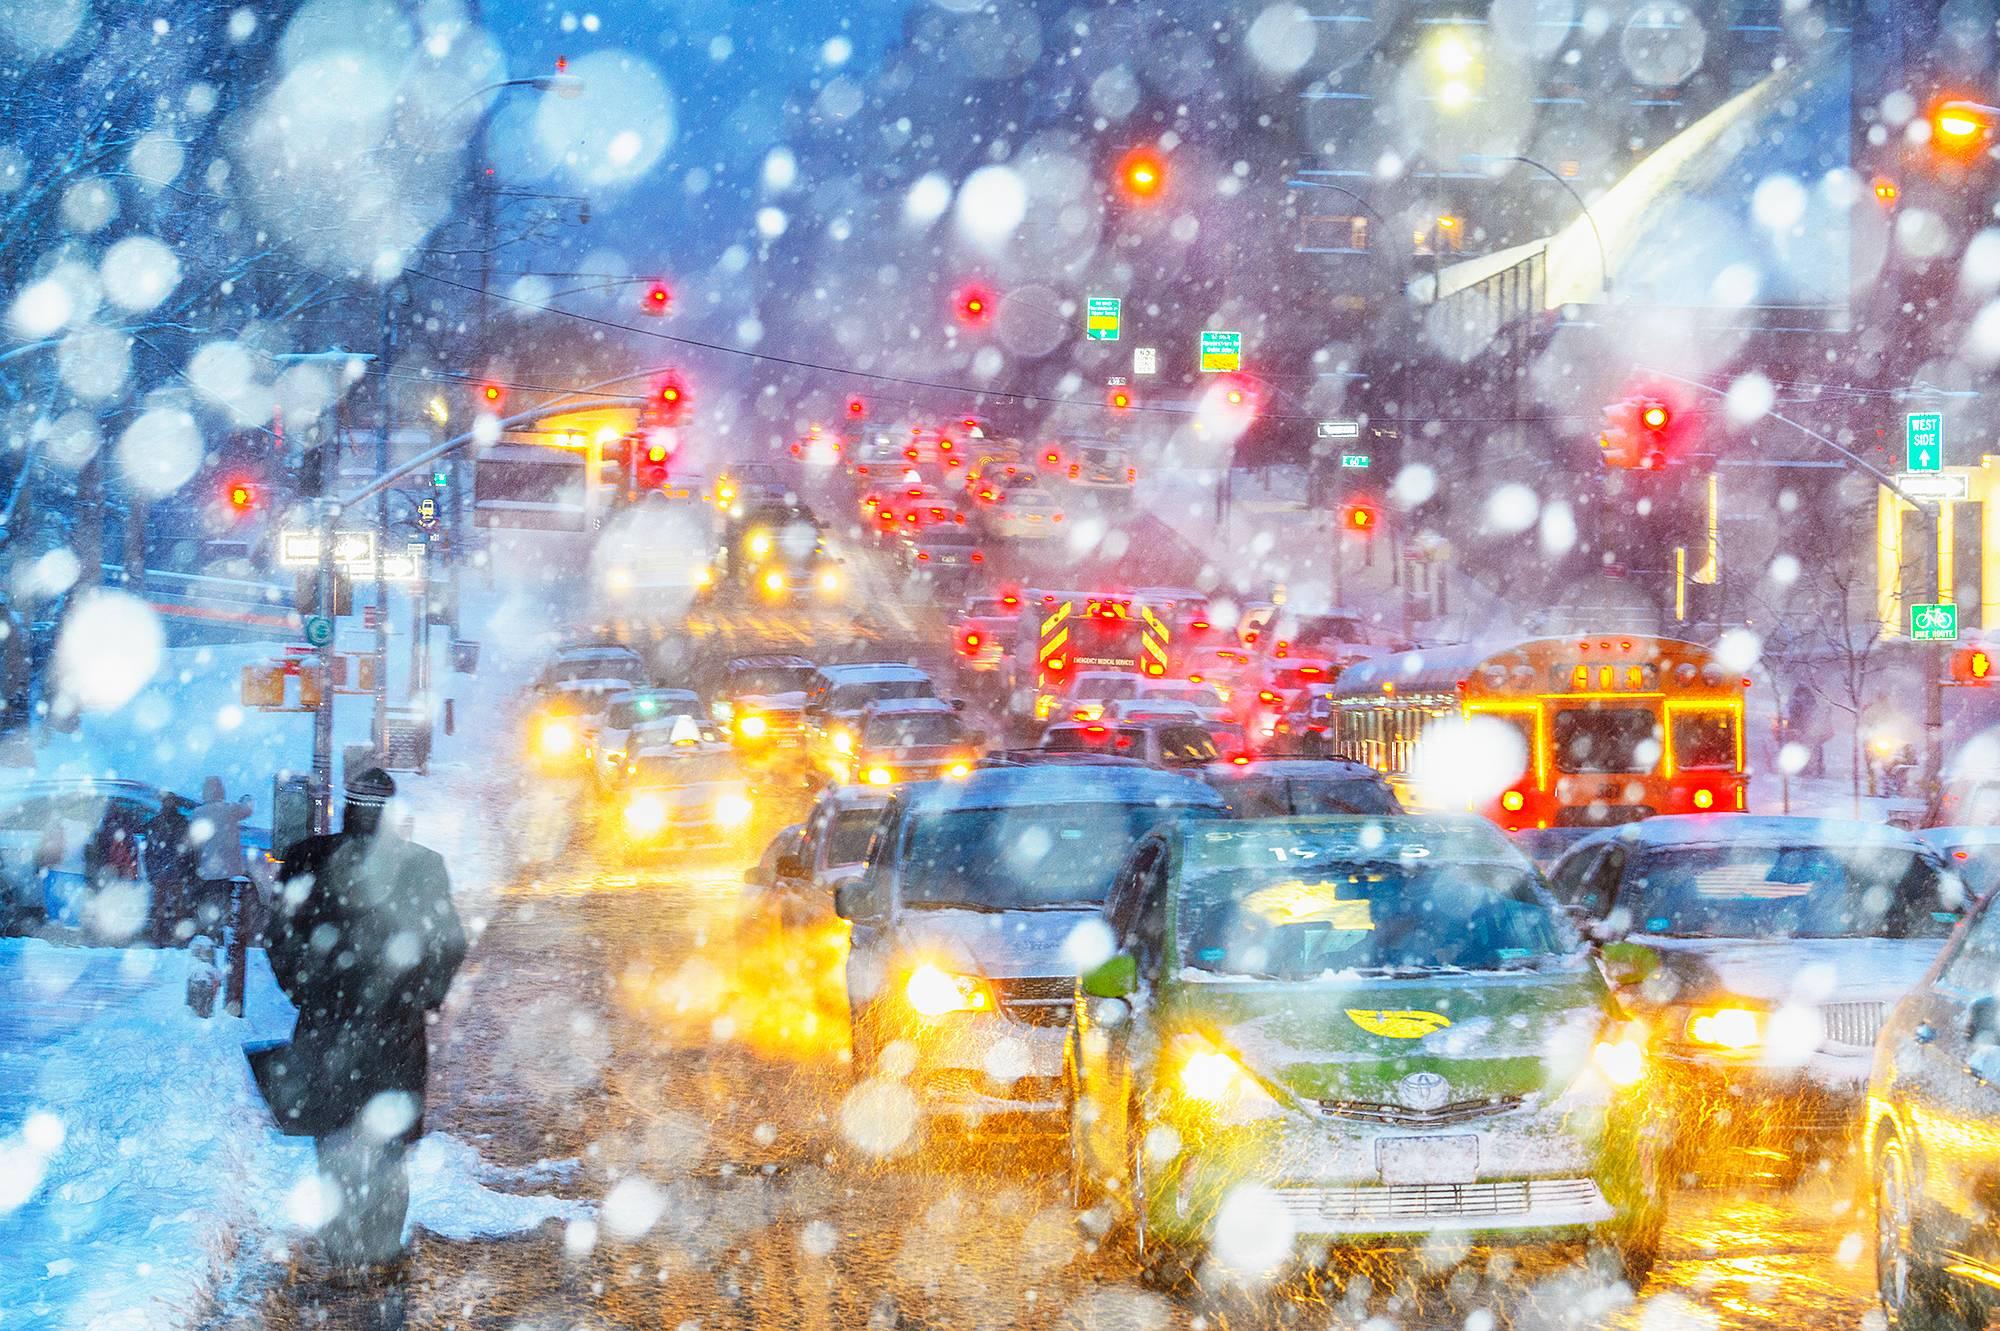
[
  {"x1": 1877, "y1": 1132, "x2": 1983, "y2": 1331},
  {"x1": 1128, "y1": 1102, "x2": 1198, "y2": 1292},
  {"x1": 1601, "y1": 1116, "x2": 1670, "y2": 1287}
]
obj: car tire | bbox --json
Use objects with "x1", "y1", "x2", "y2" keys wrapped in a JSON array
[
  {"x1": 1599, "y1": 1115, "x2": 1670, "y2": 1287},
  {"x1": 1877, "y1": 1132, "x2": 1984, "y2": 1331},
  {"x1": 1127, "y1": 1101, "x2": 1199, "y2": 1293}
]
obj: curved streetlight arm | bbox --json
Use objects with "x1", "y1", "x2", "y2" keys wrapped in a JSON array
[
  {"x1": 1464, "y1": 154, "x2": 1612, "y2": 299},
  {"x1": 448, "y1": 74, "x2": 584, "y2": 114},
  {"x1": 1286, "y1": 178, "x2": 1439, "y2": 304}
]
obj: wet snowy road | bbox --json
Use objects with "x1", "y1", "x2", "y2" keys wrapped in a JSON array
[{"x1": 211, "y1": 757, "x2": 1882, "y2": 1331}]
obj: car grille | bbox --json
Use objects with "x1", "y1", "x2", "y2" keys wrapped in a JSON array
[
  {"x1": 992, "y1": 976, "x2": 1074, "y2": 1027},
  {"x1": 1273, "y1": 1178, "x2": 1606, "y2": 1226},
  {"x1": 1317, "y1": 1095, "x2": 1527, "y2": 1127},
  {"x1": 1819, "y1": 1000, "x2": 1887, "y2": 1049}
]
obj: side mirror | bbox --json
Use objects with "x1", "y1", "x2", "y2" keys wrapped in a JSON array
[
  {"x1": 1598, "y1": 940, "x2": 1659, "y2": 989},
  {"x1": 775, "y1": 852, "x2": 807, "y2": 880},
  {"x1": 834, "y1": 875, "x2": 885, "y2": 921},
  {"x1": 1082, "y1": 951, "x2": 1139, "y2": 999}
]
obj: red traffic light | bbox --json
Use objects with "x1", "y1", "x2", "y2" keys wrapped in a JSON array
[
  {"x1": 1600, "y1": 387, "x2": 1691, "y2": 469},
  {"x1": 640, "y1": 281, "x2": 673, "y2": 316},
  {"x1": 478, "y1": 382, "x2": 505, "y2": 411},
  {"x1": 954, "y1": 284, "x2": 994, "y2": 326},
  {"x1": 1639, "y1": 401, "x2": 1670, "y2": 432},
  {"x1": 647, "y1": 372, "x2": 689, "y2": 425},
  {"x1": 1116, "y1": 147, "x2": 1167, "y2": 202},
  {"x1": 1108, "y1": 388, "x2": 1133, "y2": 411},
  {"x1": 846, "y1": 396, "x2": 866, "y2": 417},
  {"x1": 227, "y1": 480, "x2": 255, "y2": 511}
]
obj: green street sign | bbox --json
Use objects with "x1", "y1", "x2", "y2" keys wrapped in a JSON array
[
  {"x1": 431, "y1": 470, "x2": 449, "y2": 487},
  {"x1": 1912, "y1": 602, "x2": 1959, "y2": 642},
  {"x1": 1085, "y1": 296, "x2": 1121, "y2": 342},
  {"x1": 1340, "y1": 454, "x2": 1371, "y2": 469},
  {"x1": 1907, "y1": 412, "x2": 1943, "y2": 473},
  {"x1": 1199, "y1": 330, "x2": 1241, "y2": 373}
]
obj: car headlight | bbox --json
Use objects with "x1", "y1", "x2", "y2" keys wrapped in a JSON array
[
  {"x1": 1174, "y1": 1044, "x2": 1286, "y2": 1124},
  {"x1": 818, "y1": 568, "x2": 841, "y2": 593},
  {"x1": 761, "y1": 569, "x2": 786, "y2": 594},
  {"x1": 714, "y1": 790, "x2": 754, "y2": 827},
  {"x1": 865, "y1": 766, "x2": 894, "y2": 786},
  {"x1": 694, "y1": 565, "x2": 714, "y2": 588},
  {"x1": 832, "y1": 729, "x2": 853, "y2": 755},
  {"x1": 1591, "y1": 1030, "x2": 1649, "y2": 1089},
  {"x1": 737, "y1": 713, "x2": 768, "y2": 739},
  {"x1": 1686, "y1": 1004, "x2": 1764, "y2": 1052},
  {"x1": 944, "y1": 760, "x2": 972, "y2": 780},
  {"x1": 623, "y1": 793, "x2": 666, "y2": 838},
  {"x1": 537, "y1": 718, "x2": 575, "y2": 757},
  {"x1": 747, "y1": 530, "x2": 772, "y2": 557},
  {"x1": 1075, "y1": 704, "x2": 1104, "y2": 721},
  {"x1": 904, "y1": 963, "x2": 993, "y2": 1016}
]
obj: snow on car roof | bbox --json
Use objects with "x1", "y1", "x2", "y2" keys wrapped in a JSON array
[
  {"x1": 1182, "y1": 814, "x2": 1528, "y2": 869},
  {"x1": 1204, "y1": 758, "x2": 1385, "y2": 781},
  {"x1": 1919, "y1": 826, "x2": 2000, "y2": 849},
  {"x1": 861, "y1": 696, "x2": 956, "y2": 716},
  {"x1": 725, "y1": 654, "x2": 816, "y2": 671},
  {"x1": 1575, "y1": 814, "x2": 1932, "y2": 853},
  {"x1": 818, "y1": 662, "x2": 931, "y2": 683},
  {"x1": 902, "y1": 765, "x2": 1223, "y2": 814}
]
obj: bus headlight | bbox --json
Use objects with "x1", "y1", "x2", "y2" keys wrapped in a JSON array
[
  {"x1": 714, "y1": 791, "x2": 754, "y2": 828},
  {"x1": 737, "y1": 713, "x2": 768, "y2": 739},
  {"x1": 623, "y1": 793, "x2": 667, "y2": 838},
  {"x1": 865, "y1": 766, "x2": 894, "y2": 786},
  {"x1": 904, "y1": 964, "x2": 992, "y2": 1016},
  {"x1": 536, "y1": 717, "x2": 576, "y2": 758},
  {"x1": 761, "y1": 569, "x2": 786, "y2": 595},
  {"x1": 1686, "y1": 1005, "x2": 1764, "y2": 1052}
]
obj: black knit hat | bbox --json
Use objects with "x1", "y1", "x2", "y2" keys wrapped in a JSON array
[{"x1": 344, "y1": 766, "x2": 397, "y2": 808}]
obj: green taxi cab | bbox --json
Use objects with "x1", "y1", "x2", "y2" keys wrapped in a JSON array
[{"x1": 1066, "y1": 815, "x2": 1665, "y2": 1287}]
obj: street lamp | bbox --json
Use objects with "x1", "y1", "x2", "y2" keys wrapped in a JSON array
[
  {"x1": 1933, "y1": 99, "x2": 1997, "y2": 153},
  {"x1": 1462, "y1": 153, "x2": 1613, "y2": 300}
]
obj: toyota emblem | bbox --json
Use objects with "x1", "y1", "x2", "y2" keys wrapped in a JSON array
[{"x1": 1397, "y1": 1071, "x2": 1451, "y2": 1112}]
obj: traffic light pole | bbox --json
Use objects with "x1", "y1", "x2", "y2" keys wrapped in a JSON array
[{"x1": 311, "y1": 498, "x2": 337, "y2": 832}]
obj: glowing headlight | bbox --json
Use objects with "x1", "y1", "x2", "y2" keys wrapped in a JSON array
[
  {"x1": 714, "y1": 790, "x2": 754, "y2": 827},
  {"x1": 1687, "y1": 1005, "x2": 1764, "y2": 1052},
  {"x1": 1590, "y1": 1033, "x2": 1648, "y2": 1088},
  {"x1": 818, "y1": 568, "x2": 841, "y2": 593},
  {"x1": 1075, "y1": 704, "x2": 1104, "y2": 721},
  {"x1": 832, "y1": 729, "x2": 853, "y2": 755},
  {"x1": 904, "y1": 964, "x2": 992, "y2": 1016},
  {"x1": 737, "y1": 713, "x2": 768, "y2": 739},
  {"x1": 1179, "y1": 1051, "x2": 1245, "y2": 1102},
  {"x1": 748, "y1": 530, "x2": 772, "y2": 558},
  {"x1": 865, "y1": 766, "x2": 894, "y2": 786},
  {"x1": 537, "y1": 718, "x2": 575, "y2": 757},
  {"x1": 1174, "y1": 1045, "x2": 1286, "y2": 1123},
  {"x1": 623, "y1": 793, "x2": 666, "y2": 838},
  {"x1": 761, "y1": 569, "x2": 786, "y2": 594},
  {"x1": 944, "y1": 760, "x2": 972, "y2": 780},
  {"x1": 694, "y1": 565, "x2": 714, "y2": 588}
]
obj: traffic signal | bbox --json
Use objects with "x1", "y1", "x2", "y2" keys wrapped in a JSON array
[
  {"x1": 954, "y1": 284, "x2": 994, "y2": 326},
  {"x1": 1951, "y1": 645, "x2": 1994, "y2": 684},
  {"x1": 1338, "y1": 499, "x2": 1379, "y2": 534},
  {"x1": 635, "y1": 437, "x2": 671, "y2": 490},
  {"x1": 640, "y1": 280, "x2": 672, "y2": 316},
  {"x1": 1108, "y1": 386, "x2": 1133, "y2": 412},
  {"x1": 846, "y1": 395, "x2": 866, "y2": 418},
  {"x1": 225, "y1": 479, "x2": 256, "y2": 513},
  {"x1": 1116, "y1": 147, "x2": 1166, "y2": 202},
  {"x1": 1599, "y1": 391, "x2": 1692, "y2": 469},
  {"x1": 647, "y1": 372, "x2": 688, "y2": 426}
]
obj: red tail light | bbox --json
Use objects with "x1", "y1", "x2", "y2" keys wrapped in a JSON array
[
  {"x1": 1085, "y1": 724, "x2": 1107, "y2": 737},
  {"x1": 1191, "y1": 620, "x2": 1210, "y2": 631},
  {"x1": 970, "y1": 551, "x2": 984, "y2": 563},
  {"x1": 1258, "y1": 690, "x2": 1279, "y2": 704},
  {"x1": 965, "y1": 633, "x2": 981, "y2": 648},
  {"x1": 1230, "y1": 754, "x2": 1250, "y2": 766},
  {"x1": 917, "y1": 551, "x2": 930, "y2": 561}
]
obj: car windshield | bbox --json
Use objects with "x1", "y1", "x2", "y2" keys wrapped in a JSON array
[
  {"x1": 1180, "y1": 860, "x2": 1573, "y2": 979},
  {"x1": 1143, "y1": 685, "x2": 1223, "y2": 708},
  {"x1": 1217, "y1": 776, "x2": 1401, "y2": 817},
  {"x1": 828, "y1": 679, "x2": 933, "y2": 711},
  {"x1": 607, "y1": 694, "x2": 697, "y2": 729},
  {"x1": 1073, "y1": 677, "x2": 1139, "y2": 701},
  {"x1": 728, "y1": 667, "x2": 815, "y2": 696},
  {"x1": 902, "y1": 802, "x2": 1199, "y2": 910},
  {"x1": 1621, "y1": 844, "x2": 1966, "y2": 939},
  {"x1": 628, "y1": 753, "x2": 740, "y2": 786},
  {"x1": 861, "y1": 713, "x2": 966, "y2": 748},
  {"x1": 544, "y1": 655, "x2": 640, "y2": 685},
  {"x1": 824, "y1": 809, "x2": 884, "y2": 867}
]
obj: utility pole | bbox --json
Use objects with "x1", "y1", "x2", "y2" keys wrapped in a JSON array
[{"x1": 372, "y1": 288, "x2": 401, "y2": 756}]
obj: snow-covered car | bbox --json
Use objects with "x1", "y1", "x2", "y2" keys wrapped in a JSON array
[
  {"x1": 840, "y1": 697, "x2": 984, "y2": 788},
  {"x1": 803, "y1": 663, "x2": 939, "y2": 781},
  {"x1": 587, "y1": 688, "x2": 705, "y2": 784},
  {"x1": 1037, "y1": 719, "x2": 1222, "y2": 770},
  {"x1": 0, "y1": 780, "x2": 183, "y2": 940},
  {"x1": 713, "y1": 654, "x2": 818, "y2": 753},
  {"x1": 537, "y1": 644, "x2": 646, "y2": 690},
  {"x1": 984, "y1": 481, "x2": 1064, "y2": 541},
  {"x1": 951, "y1": 593, "x2": 1023, "y2": 681},
  {"x1": 744, "y1": 786, "x2": 895, "y2": 931},
  {"x1": 611, "y1": 750, "x2": 758, "y2": 853},
  {"x1": 1916, "y1": 824, "x2": 2000, "y2": 898},
  {"x1": 1063, "y1": 442, "x2": 1134, "y2": 491},
  {"x1": 833, "y1": 765, "x2": 1226, "y2": 1123},
  {"x1": 1547, "y1": 815, "x2": 1970, "y2": 1181},
  {"x1": 1069, "y1": 815, "x2": 1663, "y2": 1288}
]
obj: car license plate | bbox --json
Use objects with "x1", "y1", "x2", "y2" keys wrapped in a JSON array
[{"x1": 1376, "y1": 1134, "x2": 1478, "y2": 1185}]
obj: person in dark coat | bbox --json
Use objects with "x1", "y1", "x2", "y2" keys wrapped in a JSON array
[
  {"x1": 263, "y1": 768, "x2": 467, "y2": 1279},
  {"x1": 143, "y1": 794, "x2": 197, "y2": 947}
]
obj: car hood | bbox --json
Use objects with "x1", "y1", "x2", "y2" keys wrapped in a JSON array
[
  {"x1": 889, "y1": 906, "x2": 1100, "y2": 979},
  {"x1": 1163, "y1": 966, "x2": 1614, "y2": 1104},
  {"x1": 1624, "y1": 935, "x2": 1948, "y2": 1007}
]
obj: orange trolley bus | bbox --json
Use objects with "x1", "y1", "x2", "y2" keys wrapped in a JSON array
[{"x1": 1327, "y1": 635, "x2": 1749, "y2": 831}]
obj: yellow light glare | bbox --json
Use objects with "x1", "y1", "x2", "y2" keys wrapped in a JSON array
[
  {"x1": 694, "y1": 565, "x2": 713, "y2": 588},
  {"x1": 623, "y1": 792, "x2": 666, "y2": 838},
  {"x1": 1438, "y1": 79, "x2": 1472, "y2": 109},
  {"x1": 1937, "y1": 111, "x2": 1985, "y2": 143},
  {"x1": 748, "y1": 530, "x2": 773, "y2": 558},
  {"x1": 944, "y1": 761, "x2": 971, "y2": 780},
  {"x1": 818, "y1": 568, "x2": 841, "y2": 594},
  {"x1": 737, "y1": 713, "x2": 768, "y2": 739},
  {"x1": 832, "y1": 730, "x2": 853, "y2": 755},
  {"x1": 865, "y1": 766, "x2": 894, "y2": 786},
  {"x1": 714, "y1": 791, "x2": 754, "y2": 827},
  {"x1": 537, "y1": 718, "x2": 575, "y2": 757},
  {"x1": 1687, "y1": 1006, "x2": 1763, "y2": 1052},
  {"x1": 1432, "y1": 32, "x2": 1475, "y2": 75},
  {"x1": 1591, "y1": 1036, "x2": 1647, "y2": 1088},
  {"x1": 1179, "y1": 1051, "x2": 1243, "y2": 1103},
  {"x1": 905, "y1": 964, "x2": 990, "y2": 1016},
  {"x1": 761, "y1": 569, "x2": 786, "y2": 594}
]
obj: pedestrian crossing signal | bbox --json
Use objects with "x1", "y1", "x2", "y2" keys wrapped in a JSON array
[{"x1": 1951, "y1": 646, "x2": 1994, "y2": 683}]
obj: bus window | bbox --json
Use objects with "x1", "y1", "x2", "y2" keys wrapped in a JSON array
[
  {"x1": 1671, "y1": 709, "x2": 1737, "y2": 771},
  {"x1": 1552, "y1": 708, "x2": 1660, "y2": 774}
]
